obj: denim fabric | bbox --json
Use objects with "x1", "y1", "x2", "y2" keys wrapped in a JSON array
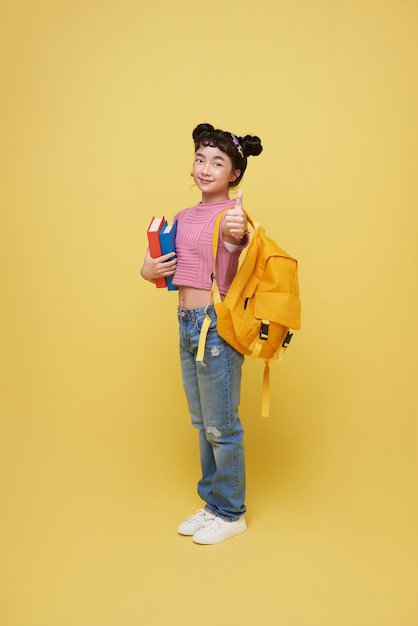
[{"x1": 178, "y1": 305, "x2": 246, "y2": 522}]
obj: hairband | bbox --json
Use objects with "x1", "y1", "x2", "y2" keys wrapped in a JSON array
[{"x1": 231, "y1": 134, "x2": 244, "y2": 159}]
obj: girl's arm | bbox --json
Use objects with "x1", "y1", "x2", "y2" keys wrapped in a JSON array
[{"x1": 140, "y1": 248, "x2": 177, "y2": 283}]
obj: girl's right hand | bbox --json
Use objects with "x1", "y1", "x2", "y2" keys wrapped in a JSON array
[
  {"x1": 140, "y1": 248, "x2": 177, "y2": 283},
  {"x1": 223, "y1": 190, "x2": 248, "y2": 241}
]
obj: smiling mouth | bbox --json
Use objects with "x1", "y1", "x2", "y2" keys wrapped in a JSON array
[{"x1": 199, "y1": 178, "x2": 212, "y2": 184}]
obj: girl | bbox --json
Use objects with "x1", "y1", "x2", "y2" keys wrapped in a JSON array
[{"x1": 140, "y1": 123, "x2": 263, "y2": 544}]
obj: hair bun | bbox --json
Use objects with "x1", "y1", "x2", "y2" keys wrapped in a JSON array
[
  {"x1": 192, "y1": 123, "x2": 214, "y2": 142},
  {"x1": 240, "y1": 135, "x2": 263, "y2": 158}
]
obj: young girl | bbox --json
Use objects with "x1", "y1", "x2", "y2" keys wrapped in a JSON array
[{"x1": 140, "y1": 123, "x2": 263, "y2": 544}]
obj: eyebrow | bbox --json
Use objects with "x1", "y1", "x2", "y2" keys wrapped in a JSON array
[{"x1": 195, "y1": 151, "x2": 226, "y2": 162}]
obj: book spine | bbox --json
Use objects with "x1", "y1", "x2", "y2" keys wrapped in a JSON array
[
  {"x1": 159, "y1": 221, "x2": 178, "y2": 291},
  {"x1": 147, "y1": 219, "x2": 167, "y2": 288}
]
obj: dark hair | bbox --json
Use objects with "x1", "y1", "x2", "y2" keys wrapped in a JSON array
[{"x1": 192, "y1": 123, "x2": 263, "y2": 187}]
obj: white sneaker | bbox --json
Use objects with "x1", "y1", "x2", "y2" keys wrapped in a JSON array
[
  {"x1": 193, "y1": 516, "x2": 247, "y2": 545},
  {"x1": 177, "y1": 508, "x2": 215, "y2": 536}
]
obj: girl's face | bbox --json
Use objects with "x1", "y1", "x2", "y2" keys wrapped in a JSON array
[{"x1": 193, "y1": 144, "x2": 241, "y2": 203}]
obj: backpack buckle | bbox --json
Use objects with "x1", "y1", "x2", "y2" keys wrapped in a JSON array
[
  {"x1": 260, "y1": 320, "x2": 270, "y2": 340},
  {"x1": 282, "y1": 331, "x2": 293, "y2": 348}
]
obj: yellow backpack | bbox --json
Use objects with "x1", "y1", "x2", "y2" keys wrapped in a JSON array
[{"x1": 197, "y1": 209, "x2": 301, "y2": 417}]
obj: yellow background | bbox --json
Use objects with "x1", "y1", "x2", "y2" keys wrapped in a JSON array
[{"x1": 1, "y1": 1, "x2": 417, "y2": 624}]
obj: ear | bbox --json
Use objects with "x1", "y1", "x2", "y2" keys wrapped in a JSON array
[{"x1": 230, "y1": 169, "x2": 241, "y2": 182}]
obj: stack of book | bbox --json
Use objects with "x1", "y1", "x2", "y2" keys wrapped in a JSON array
[{"x1": 146, "y1": 216, "x2": 178, "y2": 290}]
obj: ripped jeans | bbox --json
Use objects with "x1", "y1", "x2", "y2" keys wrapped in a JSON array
[{"x1": 178, "y1": 306, "x2": 246, "y2": 522}]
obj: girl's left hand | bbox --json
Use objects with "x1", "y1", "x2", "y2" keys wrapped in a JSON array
[
  {"x1": 223, "y1": 190, "x2": 248, "y2": 241},
  {"x1": 140, "y1": 248, "x2": 177, "y2": 283}
]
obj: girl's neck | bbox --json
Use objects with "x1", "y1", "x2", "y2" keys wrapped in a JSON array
[{"x1": 200, "y1": 192, "x2": 231, "y2": 204}]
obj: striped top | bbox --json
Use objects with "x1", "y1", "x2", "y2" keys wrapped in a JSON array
[{"x1": 172, "y1": 199, "x2": 247, "y2": 296}]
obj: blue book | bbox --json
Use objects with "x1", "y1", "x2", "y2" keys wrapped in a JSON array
[{"x1": 159, "y1": 220, "x2": 178, "y2": 291}]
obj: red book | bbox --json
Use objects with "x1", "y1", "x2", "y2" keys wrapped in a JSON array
[{"x1": 147, "y1": 216, "x2": 167, "y2": 288}]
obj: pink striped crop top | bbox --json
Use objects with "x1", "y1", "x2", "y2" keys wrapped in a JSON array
[{"x1": 172, "y1": 199, "x2": 247, "y2": 297}]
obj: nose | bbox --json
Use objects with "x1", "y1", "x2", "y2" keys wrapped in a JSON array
[{"x1": 201, "y1": 160, "x2": 210, "y2": 175}]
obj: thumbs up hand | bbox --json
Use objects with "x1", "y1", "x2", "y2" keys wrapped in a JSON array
[{"x1": 223, "y1": 190, "x2": 248, "y2": 241}]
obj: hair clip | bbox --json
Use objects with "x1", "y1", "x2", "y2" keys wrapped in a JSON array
[{"x1": 231, "y1": 133, "x2": 244, "y2": 159}]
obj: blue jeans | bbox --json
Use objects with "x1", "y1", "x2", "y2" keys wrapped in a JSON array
[{"x1": 178, "y1": 305, "x2": 246, "y2": 522}]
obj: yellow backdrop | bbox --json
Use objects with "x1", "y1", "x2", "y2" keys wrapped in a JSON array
[{"x1": 1, "y1": 1, "x2": 417, "y2": 625}]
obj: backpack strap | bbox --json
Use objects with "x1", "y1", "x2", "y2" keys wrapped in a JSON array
[
  {"x1": 196, "y1": 206, "x2": 253, "y2": 362},
  {"x1": 262, "y1": 361, "x2": 270, "y2": 417},
  {"x1": 196, "y1": 311, "x2": 211, "y2": 362},
  {"x1": 248, "y1": 319, "x2": 270, "y2": 359},
  {"x1": 196, "y1": 208, "x2": 232, "y2": 362},
  {"x1": 252, "y1": 329, "x2": 293, "y2": 416}
]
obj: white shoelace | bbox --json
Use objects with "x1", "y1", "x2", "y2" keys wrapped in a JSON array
[{"x1": 202, "y1": 516, "x2": 225, "y2": 528}]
